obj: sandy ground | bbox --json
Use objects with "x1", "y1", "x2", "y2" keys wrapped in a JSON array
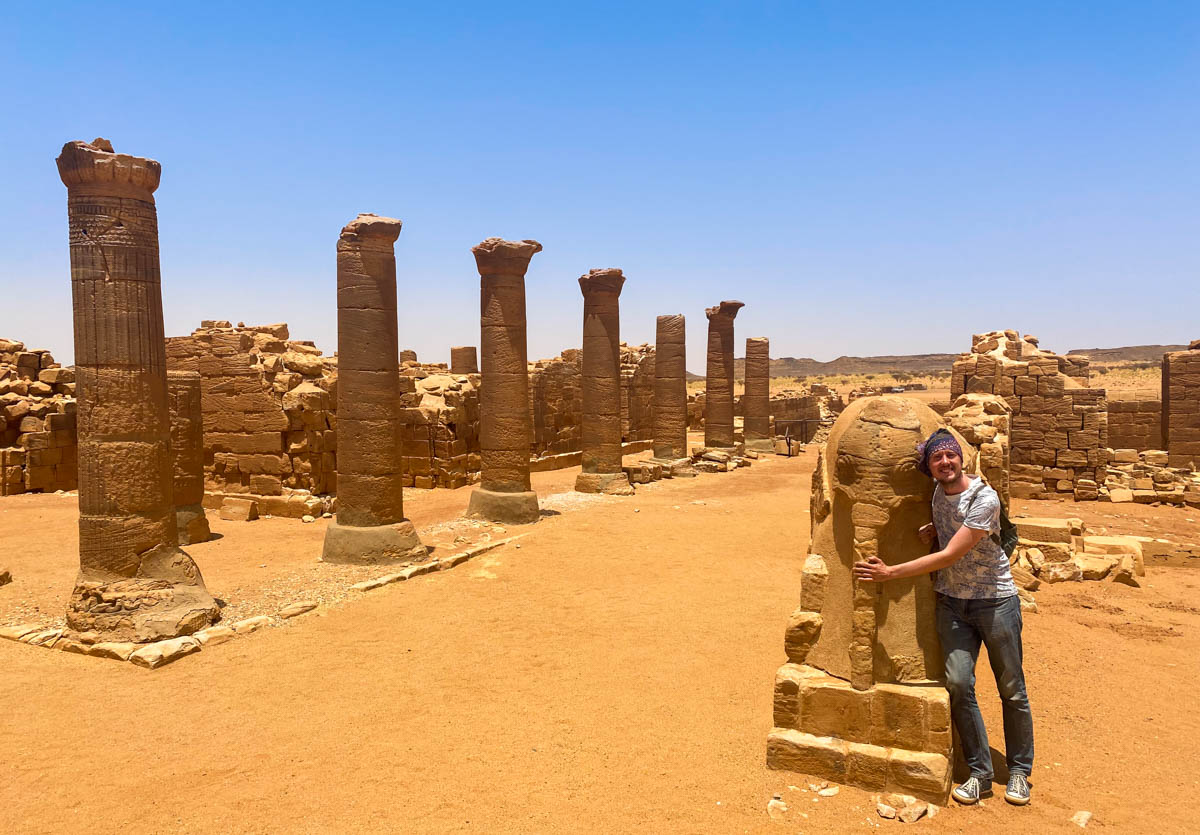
[{"x1": 2, "y1": 446, "x2": 1199, "y2": 833}]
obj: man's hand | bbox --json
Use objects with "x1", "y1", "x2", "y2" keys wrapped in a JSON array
[
  {"x1": 918, "y1": 523, "x2": 937, "y2": 546},
  {"x1": 852, "y1": 556, "x2": 892, "y2": 583}
]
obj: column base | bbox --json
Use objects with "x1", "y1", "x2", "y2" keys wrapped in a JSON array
[
  {"x1": 465, "y1": 488, "x2": 541, "y2": 525},
  {"x1": 744, "y1": 438, "x2": 775, "y2": 453},
  {"x1": 321, "y1": 519, "x2": 428, "y2": 565},
  {"x1": 67, "y1": 546, "x2": 220, "y2": 643},
  {"x1": 649, "y1": 457, "x2": 697, "y2": 478},
  {"x1": 176, "y1": 504, "x2": 211, "y2": 545},
  {"x1": 575, "y1": 471, "x2": 635, "y2": 495},
  {"x1": 767, "y1": 663, "x2": 952, "y2": 805}
]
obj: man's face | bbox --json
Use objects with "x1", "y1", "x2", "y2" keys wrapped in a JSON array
[{"x1": 929, "y1": 447, "x2": 963, "y2": 484}]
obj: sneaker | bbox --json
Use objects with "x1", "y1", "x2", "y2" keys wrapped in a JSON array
[
  {"x1": 952, "y1": 776, "x2": 993, "y2": 805},
  {"x1": 1005, "y1": 773, "x2": 1031, "y2": 806}
]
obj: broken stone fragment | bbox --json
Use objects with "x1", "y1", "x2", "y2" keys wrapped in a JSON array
[
  {"x1": 232, "y1": 615, "x2": 272, "y2": 634},
  {"x1": 279, "y1": 601, "x2": 317, "y2": 619},
  {"x1": 219, "y1": 497, "x2": 259, "y2": 521},
  {"x1": 129, "y1": 636, "x2": 200, "y2": 669},
  {"x1": 0, "y1": 567, "x2": 10, "y2": 586},
  {"x1": 194, "y1": 625, "x2": 236, "y2": 646},
  {"x1": 784, "y1": 609, "x2": 823, "y2": 664}
]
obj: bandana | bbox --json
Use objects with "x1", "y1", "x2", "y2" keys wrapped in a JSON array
[{"x1": 916, "y1": 429, "x2": 962, "y2": 476}]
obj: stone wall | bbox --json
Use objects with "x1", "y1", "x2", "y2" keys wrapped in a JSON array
[
  {"x1": 1107, "y1": 395, "x2": 1162, "y2": 453},
  {"x1": 529, "y1": 344, "x2": 656, "y2": 461},
  {"x1": 1163, "y1": 344, "x2": 1200, "y2": 469},
  {"x1": 951, "y1": 330, "x2": 1107, "y2": 501},
  {"x1": 0, "y1": 339, "x2": 78, "y2": 495}
]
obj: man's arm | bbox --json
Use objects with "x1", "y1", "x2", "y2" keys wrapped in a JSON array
[{"x1": 852, "y1": 524, "x2": 988, "y2": 582}]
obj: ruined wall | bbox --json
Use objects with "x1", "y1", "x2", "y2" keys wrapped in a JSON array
[
  {"x1": 167, "y1": 321, "x2": 482, "y2": 512},
  {"x1": 529, "y1": 344, "x2": 656, "y2": 460},
  {"x1": 951, "y1": 330, "x2": 1107, "y2": 501},
  {"x1": 1163, "y1": 344, "x2": 1200, "y2": 469},
  {"x1": 944, "y1": 393, "x2": 1012, "y2": 506},
  {"x1": 1107, "y1": 396, "x2": 1162, "y2": 453},
  {"x1": 0, "y1": 339, "x2": 77, "y2": 495}
]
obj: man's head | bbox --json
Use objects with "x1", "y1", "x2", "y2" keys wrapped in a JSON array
[{"x1": 917, "y1": 429, "x2": 963, "y2": 484}]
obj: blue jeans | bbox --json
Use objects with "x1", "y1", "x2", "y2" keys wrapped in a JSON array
[{"x1": 936, "y1": 594, "x2": 1034, "y2": 780}]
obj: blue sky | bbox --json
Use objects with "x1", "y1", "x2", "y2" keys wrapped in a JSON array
[{"x1": 2, "y1": 2, "x2": 1197, "y2": 369}]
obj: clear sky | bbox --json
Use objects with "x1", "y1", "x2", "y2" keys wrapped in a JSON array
[{"x1": 2, "y1": 2, "x2": 1197, "y2": 370}]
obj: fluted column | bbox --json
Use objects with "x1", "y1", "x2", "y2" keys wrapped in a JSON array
[
  {"x1": 57, "y1": 138, "x2": 217, "y2": 642},
  {"x1": 651, "y1": 315, "x2": 695, "y2": 476},
  {"x1": 704, "y1": 300, "x2": 744, "y2": 448},
  {"x1": 167, "y1": 370, "x2": 211, "y2": 545},
  {"x1": 743, "y1": 336, "x2": 772, "y2": 451},
  {"x1": 575, "y1": 269, "x2": 633, "y2": 495},
  {"x1": 466, "y1": 238, "x2": 542, "y2": 524},
  {"x1": 450, "y1": 345, "x2": 478, "y2": 374},
  {"x1": 322, "y1": 214, "x2": 427, "y2": 564}
]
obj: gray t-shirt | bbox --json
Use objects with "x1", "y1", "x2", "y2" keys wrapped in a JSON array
[{"x1": 931, "y1": 476, "x2": 1016, "y2": 600}]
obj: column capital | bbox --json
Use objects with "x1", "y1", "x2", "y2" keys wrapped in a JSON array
[
  {"x1": 339, "y1": 213, "x2": 402, "y2": 246},
  {"x1": 472, "y1": 237, "x2": 542, "y2": 276},
  {"x1": 705, "y1": 300, "x2": 744, "y2": 321},
  {"x1": 56, "y1": 138, "x2": 161, "y2": 195},
  {"x1": 578, "y1": 268, "x2": 625, "y2": 297}
]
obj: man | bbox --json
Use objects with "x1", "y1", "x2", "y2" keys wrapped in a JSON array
[{"x1": 852, "y1": 428, "x2": 1034, "y2": 807}]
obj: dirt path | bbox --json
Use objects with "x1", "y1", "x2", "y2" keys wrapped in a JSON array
[{"x1": 2, "y1": 449, "x2": 1198, "y2": 833}]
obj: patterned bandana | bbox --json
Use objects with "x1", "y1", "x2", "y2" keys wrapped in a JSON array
[{"x1": 916, "y1": 429, "x2": 962, "y2": 476}]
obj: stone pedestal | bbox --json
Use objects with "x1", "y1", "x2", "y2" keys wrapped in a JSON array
[
  {"x1": 166, "y1": 370, "x2": 211, "y2": 545},
  {"x1": 743, "y1": 336, "x2": 772, "y2": 452},
  {"x1": 58, "y1": 138, "x2": 217, "y2": 642},
  {"x1": 766, "y1": 398, "x2": 967, "y2": 805},
  {"x1": 450, "y1": 345, "x2": 479, "y2": 374},
  {"x1": 466, "y1": 238, "x2": 542, "y2": 524},
  {"x1": 650, "y1": 314, "x2": 695, "y2": 478},
  {"x1": 322, "y1": 213, "x2": 426, "y2": 565},
  {"x1": 575, "y1": 269, "x2": 633, "y2": 495},
  {"x1": 704, "y1": 300, "x2": 744, "y2": 448}
]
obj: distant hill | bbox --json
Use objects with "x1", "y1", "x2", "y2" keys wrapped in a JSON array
[
  {"x1": 671, "y1": 343, "x2": 1193, "y2": 380},
  {"x1": 1065, "y1": 345, "x2": 1188, "y2": 364}
]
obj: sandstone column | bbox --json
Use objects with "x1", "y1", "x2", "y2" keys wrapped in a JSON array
[
  {"x1": 323, "y1": 213, "x2": 427, "y2": 564},
  {"x1": 651, "y1": 314, "x2": 695, "y2": 476},
  {"x1": 704, "y1": 300, "x2": 744, "y2": 448},
  {"x1": 466, "y1": 238, "x2": 542, "y2": 524},
  {"x1": 450, "y1": 345, "x2": 479, "y2": 374},
  {"x1": 575, "y1": 269, "x2": 634, "y2": 495},
  {"x1": 743, "y1": 336, "x2": 772, "y2": 452},
  {"x1": 167, "y1": 370, "x2": 211, "y2": 545},
  {"x1": 57, "y1": 138, "x2": 217, "y2": 641}
]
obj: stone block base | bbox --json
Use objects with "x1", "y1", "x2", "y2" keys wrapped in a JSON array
[
  {"x1": 575, "y1": 471, "x2": 635, "y2": 495},
  {"x1": 767, "y1": 663, "x2": 952, "y2": 805},
  {"x1": 649, "y1": 457, "x2": 697, "y2": 478},
  {"x1": 745, "y1": 438, "x2": 775, "y2": 453},
  {"x1": 465, "y1": 487, "x2": 540, "y2": 525},
  {"x1": 321, "y1": 520, "x2": 428, "y2": 565},
  {"x1": 67, "y1": 547, "x2": 220, "y2": 643},
  {"x1": 176, "y1": 504, "x2": 211, "y2": 545}
]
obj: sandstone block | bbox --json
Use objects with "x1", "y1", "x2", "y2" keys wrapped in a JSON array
[
  {"x1": 219, "y1": 497, "x2": 259, "y2": 521},
  {"x1": 784, "y1": 609, "x2": 823, "y2": 664},
  {"x1": 129, "y1": 636, "x2": 201, "y2": 669}
]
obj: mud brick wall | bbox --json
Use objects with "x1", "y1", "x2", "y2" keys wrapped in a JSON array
[
  {"x1": 1107, "y1": 397, "x2": 1162, "y2": 452},
  {"x1": 1164, "y1": 346, "x2": 1200, "y2": 468},
  {"x1": 0, "y1": 339, "x2": 78, "y2": 495},
  {"x1": 952, "y1": 330, "x2": 1107, "y2": 501}
]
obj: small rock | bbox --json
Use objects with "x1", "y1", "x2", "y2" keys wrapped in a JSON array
[
  {"x1": 280, "y1": 601, "x2": 317, "y2": 619},
  {"x1": 0, "y1": 567, "x2": 11, "y2": 586},
  {"x1": 1071, "y1": 810, "x2": 1093, "y2": 828},
  {"x1": 322, "y1": 512, "x2": 332, "y2": 518},
  {"x1": 87, "y1": 642, "x2": 137, "y2": 661},
  {"x1": 194, "y1": 626, "x2": 236, "y2": 646},
  {"x1": 817, "y1": 786, "x2": 839, "y2": 797},
  {"x1": 883, "y1": 793, "x2": 917, "y2": 808},
  {"x1": 492, "y1": 527, "x2": 506, "y2": 535},
  {"x1": 232, "y1": 616, "x2": 272, "y2": 634},
  {"x1": 876, "y1": 802, "x2": 897, "y2": 820},
  {"x1": 129, "y1": 636, "x2": 200, "y2": 669},
  {"x1": 767, "y1": 794, "x2": 788, "y2": 821},
  {"x1": 301, "y1": 514, "x2": 316, "y2": 523},
  {"x1": 898, "y1": 802, "x2": 927, "y2": 823}
]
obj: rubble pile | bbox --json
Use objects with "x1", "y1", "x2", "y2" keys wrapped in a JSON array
[{"x1": 0, "y1": 339, "x2": 77, "y2": 495}]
